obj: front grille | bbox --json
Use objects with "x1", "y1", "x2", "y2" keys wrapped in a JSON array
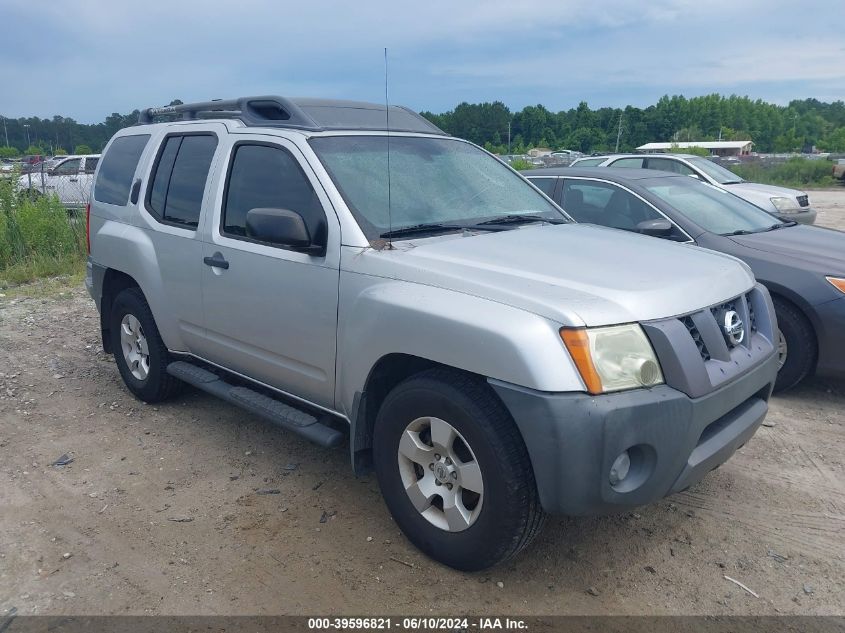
[
  {"x1": 746, "y1": 292, "x2": 757, "y2": 332},
  {"x1": 681, "y1": 315, "x2": 711, "y2": 361},
  {"x1": 797, "y1": 195, "x2": 809, "y2": 207},
  {"x1": 681, "y1": 292, "x2": 755, "y2": 362}
]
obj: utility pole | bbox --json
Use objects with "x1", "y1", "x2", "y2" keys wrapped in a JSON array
[
  {"x1": 614, "y1": 112, "x2": 624, "y2": 153},
  {"x1": 1, "y1": 116, "x2": 7, "y2": 147},
  {"x1": 507, "y1": 120, "x2": 511, "y2": 155},
  {"x1": 23, "y1": 124, "x2": 30, "y2": 149}
]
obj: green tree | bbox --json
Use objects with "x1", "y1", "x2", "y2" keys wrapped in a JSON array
[
  {"x1": 0, "y1": 146, "x2": 19, "y2": 158},
  {"x1": 73, "y1": 144, "x2": 93, "y2": 155}
]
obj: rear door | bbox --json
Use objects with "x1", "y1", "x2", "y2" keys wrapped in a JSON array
[
  {"x1": 197, "y1": 135, "x2": 341, "y2": 409},
  {"x1": 138, "y1": 129, "x2": 221, "y2": 352}
]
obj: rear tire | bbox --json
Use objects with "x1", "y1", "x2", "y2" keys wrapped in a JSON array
[
  {"x1": 372, "y1": 368, "x2": 545, "y2": 571},
  {"x1": 772, "y1": 297, "x2": 816, "y2": 392},
  {"x1": 109, "y1": 288, "x2": 183, "y2": 403}
]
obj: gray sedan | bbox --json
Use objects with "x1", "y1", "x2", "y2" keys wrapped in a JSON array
[{"x1": 523, "y1": 167, "x2": 845, "y2": 391}]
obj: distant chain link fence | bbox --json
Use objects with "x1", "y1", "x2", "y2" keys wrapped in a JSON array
[{"x1": 14, "y1": 156, "x2": 96, "y2": 209}]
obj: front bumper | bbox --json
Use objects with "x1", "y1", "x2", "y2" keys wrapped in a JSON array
[
  {"x1": 775, "y1": 207, "x2": 816, "y2": 225},
  {"x1": 813, "y1": 295, "x2": 845, "y2": 378},
  {"x1": 490, "y1": 351, "x2": 778, "y2": 516}
]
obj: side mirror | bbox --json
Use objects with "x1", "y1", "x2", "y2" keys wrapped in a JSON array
[
  {"x1": 637, "y1": 219, "x2": 674, "y2": 237},
  {"x1": 245, "y1": 208, "x2": 324, "y2": 255},
  {"x1": 687, "y1": 173, "x2": 702, "y2": 180}
]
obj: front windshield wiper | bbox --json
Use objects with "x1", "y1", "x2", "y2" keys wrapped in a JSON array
[
  {"x1": 476, "y1": 214, "x2": 567, "y2": 226},
  {"x1": 763, "y1": 222, "x2": 796, "y2": 231},
  {"x1": 722, "y1": 229, "x2": 754, "y2": 236},
  {"x1": 720, "y1": 180, "x2": 744, "y2": 185},
  {"x1": 379, "y1": 222, "x2": 507, "y2": 239}
]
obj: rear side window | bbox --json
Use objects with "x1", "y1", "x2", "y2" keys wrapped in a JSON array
[
  {"x1": 529, "y1": 177, "x2": 557, "y2": 197},
  {"x1": 83, "y1": 157, "x2": 99, "y2": 174},
  {"x1": 146, "y1": 134, "x2": 217, "y2": 228},
  {"x1": 222, "y1": 143, "x2": 325, "y2": 244},
  {"x1": 647, "y1": 157, "x2": 695, "y2": 176},
  {"x1": 609, "y1": 157, "x2": 644, "y2": 169},
  {"x1": 94, "y1": 135, "x2": 150, "y2": 205}
]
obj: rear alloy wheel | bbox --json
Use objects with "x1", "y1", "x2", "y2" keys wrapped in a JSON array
[
  {"x1": 373, "y1": 368, "x2": 545, "y2": 571},
  {"x1": 110, "y1": 288, "x2": 183, "y2": 403}
]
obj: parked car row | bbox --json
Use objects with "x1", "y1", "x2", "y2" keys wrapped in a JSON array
[
  {"x1": 84, "y1": 95, "x2": 811, "y2": 572},
  {"x1": 571, "y1": 153, "x2": 817, "y2": 224}
]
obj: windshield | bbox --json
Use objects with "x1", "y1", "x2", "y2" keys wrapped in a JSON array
[
  {"x1": 309, "y1": 135, "x2": 566, "y2": 239},
  {"x1": 686, "y1": 157, "x2": 744, "y2": 184},
  {"x1": 643, "y1": 177, "x2": 781, "y2": 235}
]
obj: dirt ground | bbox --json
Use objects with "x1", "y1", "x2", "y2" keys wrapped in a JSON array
[{"x1": 1, "y1": 189, "x2": 844, "y2": 617}]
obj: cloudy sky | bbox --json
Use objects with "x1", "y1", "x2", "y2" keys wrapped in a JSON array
[{"x1": 2, "y1": 0, "x2": 844, "y2": 122}]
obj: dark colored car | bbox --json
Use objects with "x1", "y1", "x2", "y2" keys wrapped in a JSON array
[{"x1": 522, "y1": 167, "x2": 845, "y2": 390}]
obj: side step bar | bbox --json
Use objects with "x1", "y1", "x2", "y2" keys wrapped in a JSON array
[{"x1": 167, "y1": 361, "x2": 345, "y2": 448}]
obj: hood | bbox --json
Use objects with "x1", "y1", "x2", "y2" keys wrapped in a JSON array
[
  {"x1": 728, "y1": 224, "x2": 845, "y2": 274},
  {"x1": 347, "y1": 224, "x2": 755, "y2": 327},
  {"x1": 723, "y1": 181, "x2": 805, "y2": 200}
]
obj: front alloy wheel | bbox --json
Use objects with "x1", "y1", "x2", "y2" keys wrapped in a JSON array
[
  {"x1": 397, "y1": 416, "x2": 484, "y2": 532},
  {"x1": 373, "y1": 368, "x2": 546, "y2": 571},
  {"x1": 776, "y1": 328, "x2": 788, "y2": 370}
]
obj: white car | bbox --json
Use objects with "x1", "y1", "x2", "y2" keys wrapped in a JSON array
[
  {"x1": 17, "y1": 154, "x2": 101, "y2": 207},
  {"x1": 571, "y1": 153, "x2": 816, "y2": 224}
]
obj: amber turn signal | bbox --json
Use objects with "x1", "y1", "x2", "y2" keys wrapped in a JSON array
[
  {"x1": 826, "y1": 276, "x2": 845, "y2": 294},
  {"x1": 560, "y1": 328, "x2": 603, "y2": 395}
]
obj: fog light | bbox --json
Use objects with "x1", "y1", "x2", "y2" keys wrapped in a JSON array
[{"x1": 609, "y1": 451, "x2": 631, "y2": 486}]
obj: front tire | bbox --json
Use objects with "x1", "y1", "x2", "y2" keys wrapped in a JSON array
[
  {"x1": 373, "y1": 368, "x2": 545, "y2": 571},
  {"x1": 772, "y1": 297, "x2": 816, "y2": 391},
  {"x1": 109, "y1": 288, "x2": 183, "y2": 403}
]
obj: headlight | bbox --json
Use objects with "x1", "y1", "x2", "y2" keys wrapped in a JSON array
[
  {"x1": 827, "y1": 276, "x2": 845, "y2": 294},
  {"x1": 560, "y1": 324, "x2": 664, "y2": 394},
  {"x1": 770, "y1": 196, "x2": 800, "y2": 212}
]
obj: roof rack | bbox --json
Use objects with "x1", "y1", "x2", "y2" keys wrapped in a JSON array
[{"x1": 137, "y1": 95, "x2": 446, "y2": 135}]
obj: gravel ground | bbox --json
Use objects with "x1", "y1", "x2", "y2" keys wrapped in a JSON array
[{"x1": 0, "y1": 189, "x2": 843, "y2": 616}]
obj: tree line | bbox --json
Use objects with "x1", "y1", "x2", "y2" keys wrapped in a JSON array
[
  {"x1": 2, "y1": 95, "x2": 844, "y2": 157},
  {"x1": 420, "y1": 95, "x2": 845, "y2": 154}
]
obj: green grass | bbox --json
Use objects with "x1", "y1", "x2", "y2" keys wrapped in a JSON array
[
  {"x1": 730, "y1": 157, "x2": 836, "y2": 189},
  {"x1": 0, "y1": 175, "x2": 87, "y2": 288},
  {"x1": 509, "y1": 158, "x2": 534, "y2": 170}
]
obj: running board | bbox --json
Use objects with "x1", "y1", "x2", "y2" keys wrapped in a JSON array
[{"x1": 166, "y1": 361, "x2": 345, "y2": 448}]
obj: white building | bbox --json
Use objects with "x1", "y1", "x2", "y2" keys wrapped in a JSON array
[{"x1": 636, "y1": 140, "x2": 753, "y2": 157}]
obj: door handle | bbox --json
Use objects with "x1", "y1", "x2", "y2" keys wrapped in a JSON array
[
  {"x1": 69, "y1": 177, "x2": 78, "y2": 182},
  {"x1": 203, "y1": 254, "x2": 229, "y2": 269}
]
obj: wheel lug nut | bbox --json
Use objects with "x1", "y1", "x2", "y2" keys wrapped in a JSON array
[
  {"x1": 451, "y1": 472, "x2": 457, "y2": 479},
  {"x1": 446, "y1": 483, "x2": 453, "y2": 490},
  {"x1": 445, "y1": 457, "x2": 452, "y2": 465},
  {"x1": 435, "y1": 480, "x2": 441, "y2": 486},
  {"x1": 429, "y1": 463, "x2": 434, "y2": 470},
  {"x1": 434, "y1": 453, "x2": 441, "y2": 460}
]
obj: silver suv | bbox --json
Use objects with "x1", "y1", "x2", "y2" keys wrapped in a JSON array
[{"x1": 86, "y1": 96, "x2": 779, "y2": 570}]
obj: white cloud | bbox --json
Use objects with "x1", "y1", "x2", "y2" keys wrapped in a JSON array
[{"x1": 1, "y1": 0, "x2": 842, "y2": 121}]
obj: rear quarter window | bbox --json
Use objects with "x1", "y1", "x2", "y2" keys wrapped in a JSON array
[{"x1": 94, "y1": 135, "x2": 150, "y2": 206}]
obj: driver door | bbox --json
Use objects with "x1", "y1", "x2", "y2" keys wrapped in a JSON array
[{"x1": 198, "y1": 137, "x2": 341, "y2": 409}]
